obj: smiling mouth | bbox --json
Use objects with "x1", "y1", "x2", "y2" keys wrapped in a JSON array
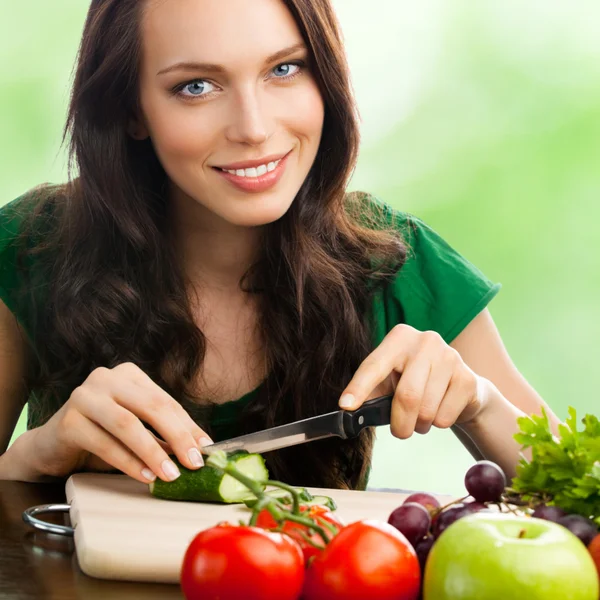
[
  {"x1": 214, "y1": 158, "x2": 283, "y2": 178},
  {"x1": 212, "y1": 149, "x2": 292, "y2": 193}
]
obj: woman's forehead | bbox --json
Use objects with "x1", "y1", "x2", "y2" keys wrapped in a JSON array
[{"x1": 141, "y1": 0, "x2": 304, "y2": 72}]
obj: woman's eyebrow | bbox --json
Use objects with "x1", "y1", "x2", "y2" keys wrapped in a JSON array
[{"x1": 156, "y1": 42, "x2": 307, "y2": 77}]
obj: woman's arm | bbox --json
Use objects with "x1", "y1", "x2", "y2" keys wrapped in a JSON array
[
  {"x1": 0, "y1": 299, "x2": 29, "y2": 456},
  {"x1": 450, "y1": 308, "x2": 562, "y2": 479}
]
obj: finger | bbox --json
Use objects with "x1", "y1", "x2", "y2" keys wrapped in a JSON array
[
  {"x1": 389, "y1": 353, "x2": 431, "y2": 439},
  {"x1": 114, "y1": 363, "x2": 213, "y2": 446},
  {"x1": 149, "y1": 430, "x2": 174, "y2": 454},
  {"x1": 414, "y1": 355, "x2": 455, "y2": 435},
  {"x1": 80, "y1": 385, "x2": 191, "y2": 481},
  {"x1": 339, "y1": 325, "x2": 419, "y2": 410},
  {"x1": 432, "y1": 371, "x2": 478, "y2": 430},
  {"x1": 104, "y1": 375, "x2": 207, "y2": 471},
  {"x1": 70, "y1": 411, "x2": 162, "y2": 485}
]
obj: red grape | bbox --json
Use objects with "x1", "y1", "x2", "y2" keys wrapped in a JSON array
[
  {"x1": 557, "y1": 514, "x2": 598, "y2": 546},
  {"x1": 463, "y1": 500, "x2": 487, "y2": 514},
  {"x1": 432, "y1": 504, "x2": 471, "y2": 538},
  {"x1": 532, "y1": 504, "x2": 567, "y2": 523},
  {"x1": 403, "y1": 492, "x2": 441, "y2": 514},
  {"x1": 414, "y1": 535, "x2": 435, "y2": 571},
  {"x1": 464, "y1": 460, "x2": 506, "y2": 502},
  {"x1": 388, "y1": 502, "x2": 431, "y2": 546}
]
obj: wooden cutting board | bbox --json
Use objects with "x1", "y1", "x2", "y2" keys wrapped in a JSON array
[{"x1": 64, "y1": 472, "x2": 453, "y2": 584}]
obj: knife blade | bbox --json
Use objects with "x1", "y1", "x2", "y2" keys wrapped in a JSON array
[{"x1": 201, "y1": 394, "x2": 393, "y2": 456}]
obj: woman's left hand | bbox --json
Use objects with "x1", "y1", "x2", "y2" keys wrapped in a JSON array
[{"x1": 338, "y1": 324, "x2": 493, "y2": 438}]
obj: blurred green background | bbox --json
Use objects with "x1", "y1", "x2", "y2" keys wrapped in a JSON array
[{"x1": 3, "y1": 1, "x2": 600, "y2": 495}]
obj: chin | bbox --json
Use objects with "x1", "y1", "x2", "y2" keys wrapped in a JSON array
[{"x1": 224, "y1": 197, "x2": 295, "y2": 228}]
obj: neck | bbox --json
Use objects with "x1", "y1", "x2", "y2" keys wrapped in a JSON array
[{"x1": 167, "y1": 188, "x2": 263, "y2": 295}]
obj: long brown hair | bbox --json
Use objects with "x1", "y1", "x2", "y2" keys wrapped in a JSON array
[{"x1": 16, "y1": 0, "x2": 407, "y2": 489}]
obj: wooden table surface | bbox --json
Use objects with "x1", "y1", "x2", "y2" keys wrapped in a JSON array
[{"x1": 0, "y1": 479, "x2": 416, "y2": 599}]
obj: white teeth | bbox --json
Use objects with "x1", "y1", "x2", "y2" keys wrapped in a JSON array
[{"x1": 223, "y1": 159, "x2": 281, "y2": 178}]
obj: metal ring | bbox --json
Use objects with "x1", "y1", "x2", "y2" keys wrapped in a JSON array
[{"x1": 22, "y1": 503, "x2": 74, "y2": 537}]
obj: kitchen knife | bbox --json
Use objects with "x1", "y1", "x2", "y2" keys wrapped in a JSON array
[{"x1": 201, "y1": 394, "x2": 393, "y2": 456}]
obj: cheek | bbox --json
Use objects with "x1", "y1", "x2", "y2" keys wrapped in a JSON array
[
  {"x1": 142, "y1": 97, "x2": 217, "y2": 160},
  {"x1": 284, "y1": 82, "x2": 325, "y2": 141}
]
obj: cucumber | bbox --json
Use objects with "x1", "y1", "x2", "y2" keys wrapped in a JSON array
[
  {"x1": 149, "y1": 450, "x2": 269, "y2": 503},
  {"x1": 306, "y1": 495, "x2": 338, "y2": 511}
]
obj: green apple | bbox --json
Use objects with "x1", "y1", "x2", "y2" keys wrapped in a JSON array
[{"x1": 423, "y1": 512, "x2": 598, "y2": 600}]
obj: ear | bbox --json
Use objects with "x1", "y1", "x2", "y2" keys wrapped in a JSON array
[{"x1": 127, "y1": 116, "x2": 150, "y2": 141}]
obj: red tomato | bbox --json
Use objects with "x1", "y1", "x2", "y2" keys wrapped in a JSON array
[
  {"x1": 588, "y1": 533, "x2": 600, "y2": 579},
  {"x1": 256, "y1": 505, "x2": 344, "y2": 564},
  {"x1": 180, "y1": 524, "x2": 305, "y2": 600},
  {"x1": 302, "y1": 519, "x2": 421, "y2": 600}
]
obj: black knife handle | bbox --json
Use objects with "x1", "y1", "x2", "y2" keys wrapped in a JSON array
[{"x1": 342, "y1": 394, "x2": 393, "y2": 438}]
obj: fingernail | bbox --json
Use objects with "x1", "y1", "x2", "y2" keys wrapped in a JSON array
[
  {"x1": 141, "y1": 468, "x2": 156, "y2": 482},
  {"x1": 198, "y1": 437, "x2": 213, "y2": 448},
  {"x1": 188, "y1": 447, "x2": 204, "y2": 468},
  {"x1": 162, "y1": 459, "x2": 181, "y2": 481},
  {"x1": 339, "y1": 393, "x2": 355, "y2": 409}
]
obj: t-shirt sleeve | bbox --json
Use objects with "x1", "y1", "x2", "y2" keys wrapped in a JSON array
[{"x1": 370, "y1": 203, "x2": 502, "y2": 345}]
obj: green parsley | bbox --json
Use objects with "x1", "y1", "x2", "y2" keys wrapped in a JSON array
[{"x1": 510, "y1": 407, "x2": 600, "y2": 524}]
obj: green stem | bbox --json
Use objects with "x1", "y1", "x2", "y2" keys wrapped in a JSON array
[
  {"x1": 282, "y1": 511, "x2": 331, "y2": 546},
  {"x1": 206, "y1": 451, "x2": 332, "y2": 545},
  {"x1": 265, "y1": 480, "x2": 302, "y2": 514},
  {"x1": 207, "y1": 452, "x2": 266, "y2": 498},
  {"x1": 248, "y1": 496, "x2": 276, "y2": 526},
  {"x1": 316, "y1": 516, "x2": 339, "y2": 537},
  {"x1": 298, "y1": 531, "x2": 326, "y2": 550},
  {"x1": 431, "y1": 494, "x2": 470, "y2": 519}
]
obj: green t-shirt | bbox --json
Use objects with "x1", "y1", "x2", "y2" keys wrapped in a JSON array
[{"x1": 0, "y1": 190, "x2": 501, "y2": 442}]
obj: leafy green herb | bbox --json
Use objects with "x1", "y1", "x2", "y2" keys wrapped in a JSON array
[{"x1": 510, "y1": 406, "x2": 600, "y2": 524}]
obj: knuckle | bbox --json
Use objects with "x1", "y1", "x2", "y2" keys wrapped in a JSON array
[
  {"x1": 418, "y1": 407, "x2": 437, "y2": 423},
  {"x1": 457, "y1": 370, "x2": 477, "y2": 393},
  {"x1": 392, "y1": 323, "x2": 415, "y2": 340},
  {"x1": 433, "y1": 414, "x2": 454, "y2": 429},
  {"x1": 87, "y1": 366, "x2": 110, "y2": 385},
  {"x1": 112, "y1": 409, "x2": 137, "y2": 433},
  {"x1": 69, "y1": 385, "x2": 86, "y2": 406},
  {"x1": 60, "y1": 406, "x2": 82, "y2": 432},
  {"x1": 443, "y1": 347, "x2": 461, "y2": 366},
  {"x1": 114, "y1": 362, "x2": 139, "y2": 376},
  {"x1": 147, "y1": 392, "x2": 170, "y2": 413},
  {"x1": 398, "y1": 387, "x2": 421, "y2": 409},
  {"x1": 423, "y1": 330, "x2": 443, "y2": 346}
]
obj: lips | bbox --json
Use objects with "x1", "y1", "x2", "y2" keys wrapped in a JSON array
[
  {"x1": 214, "y1": 150, "x2": 290, "y2": 171},
  {"x1": 213, "y1": 148, "x2": 292, "y2": 193}
]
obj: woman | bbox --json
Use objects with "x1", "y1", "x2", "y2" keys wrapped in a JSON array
[{"x1": 0, "y1": 0, "x2": 560, "y2": 490}]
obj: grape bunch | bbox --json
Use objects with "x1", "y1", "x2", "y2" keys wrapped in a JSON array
[
  {"x1": 387, "y1": 459, "x2": 600, "y2": 573},
  {"x1": 387, "y1": 460, "x2": 504, "y2": 570}
]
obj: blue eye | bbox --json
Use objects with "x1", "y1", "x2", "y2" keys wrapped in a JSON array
[
  {"x1": 172, "y1": 61, "x2": 305, "y2": 101},
  {"x1": 178, "y1": 80, "x2": 216, "y2": 98},
  {"x1": 272, "y1": 63, "x2": 302, "y2": 78}
]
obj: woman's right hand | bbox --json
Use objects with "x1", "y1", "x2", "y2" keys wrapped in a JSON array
[{"x1": 30, "y1": 362, "x2": 212, "y2": 484}]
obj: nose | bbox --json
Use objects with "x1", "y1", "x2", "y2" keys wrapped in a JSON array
[{"x1": 225, "y1": 87, "x2": 273, "y2": 146}]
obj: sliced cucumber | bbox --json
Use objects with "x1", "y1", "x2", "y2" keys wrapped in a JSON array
[
  {"x1": 149, "y1": 450, "x2": 268, "y2": 503},
  {"x1": 243, "y1": 490, "x2": 337, "y2": 512},
  {"x1": 306, "y1": 495, "x2": 338, "y2": 511},
  {"x1": 242, "y1": 486, "x2": 314, "y2": 508}
]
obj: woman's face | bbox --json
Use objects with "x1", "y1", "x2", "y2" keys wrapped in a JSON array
[{"x1": 136, "y1": 0, "x2": 326, "y2": 228}]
